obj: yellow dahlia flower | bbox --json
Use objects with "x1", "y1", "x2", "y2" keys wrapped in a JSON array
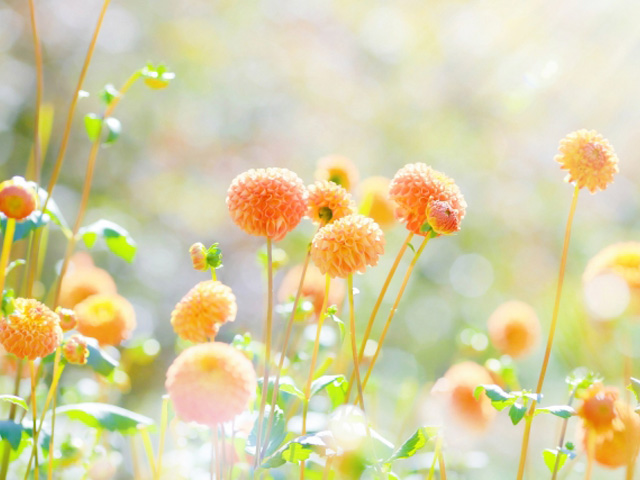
[
  {"x1": 314, "y1": 155, "x2": 359, "y2": 192},
  {"x1": 74, "y1": 293, "x2": 136, "y2": 346},
  {"x1": 307, "y1": 180, "x2": 356, "y2": 226}
]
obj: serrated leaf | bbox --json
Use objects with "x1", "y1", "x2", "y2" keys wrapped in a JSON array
[
  {"x1": 509, "y1": 403, "x2": 527, "y2": 425},
  {"x1": 84, "y1": 114, "x2": 102, "y2": 142},
  {"x1": 387, "y1": 426, "x2": 437, "y2": 462},
  {"x1": 534, "y1": 406, "x2": 575, "y2": 419},
  {"x1": 0, "y1": 395, "x2": 28, "y2": 412},
  {"x1": 104, "y1": 117, "x2": 121, "y2": 144},
  {"x1": 247, "y1": 405, "x2": 286, "y2": 459},
  {"x1": 78, "y1": 219, "x2": 137, "y2": 262},
  {"x1": 543, "y1": 448, "x2": 568, "y2": 473},
  {"x1": 0, "y1": 421, "x2": 23, "y2": 450},
  {"x1": 55, "y1": 403, "x2": 153, "y2": 434},
  {"x1": 85, "y1": 340, "x2": 118, "y2": 377},
  {"x1": 628, "y1": 378, "x2": 640, "y2": 403},
  {"x1": 474, "y1": 384, "x2": 515, "y2": 411}
]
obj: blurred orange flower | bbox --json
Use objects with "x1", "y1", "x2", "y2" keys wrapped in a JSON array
[
  {"x1": 165, "y1": 342, "x2": 257, "y2": 426},
  {"x1": 307, "y1": 180, "x2": 356, "y2": 226},
  {"x1": 357, "y1": 176, "x2": 396, "y2": 230},
  {"x1": 278, "y1": 263, "x2": 345, "y2": 317},
  {"x1": 74, "y1": 293, "x2": 136, "y2": 346},
  {"x1": 0, "y1": 176, "x2": 38, "y2": 220},
  {"x1": 555, "y1": 129, "x2": 619, "y2": 193},
  {"x1": 171, "y1": 280, "x2": 237, "y2": 343},
  {"x1": 0, "y1": 298, "x2": 62, "y2": 360},
  {"x1": 487, "y1": 300, "x2": 540, "y2": 359},
  {"x1": 314, "y1": 155, "x2": 359, "y2": 192},
  {"x1": 59, "y1": 253, "x2": 117, "y2": 309},
  {"x1": 584, "y1": 242, "x2": 640, "y2": 291}
]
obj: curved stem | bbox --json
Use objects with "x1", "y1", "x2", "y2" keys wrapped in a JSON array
[
  {"x1": 0, "y1": 218, "x2": 16, "y2": 298},
  {"x1": 27, "y1": 0, "x2": 43, "y2": 184},
  {"x1": 516, "y1": 186, "x2": 579, "y2": 480},
  {"x1": 360, "y1": 234, "x2": 430, "y2": 395},
  {"x1": 550, "y1": 388, "x2": 577, "y2": 480},
  {"x1": 347, "y1": 274, "x2": 366, "y2": 410},
  {"x1": 140, "y1": 428, "x2": 156, "y2": 479}
]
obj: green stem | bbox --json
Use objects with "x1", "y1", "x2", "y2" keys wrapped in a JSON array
[
  {"x1": 27, "y1": 0, "x2": 43, "y2": 184},
  {"x1": 155, "y1": 396, "x2": 169, "y2": 480}
]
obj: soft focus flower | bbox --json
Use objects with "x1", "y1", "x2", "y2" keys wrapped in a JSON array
[
  {"x1": 577, "y1": 384, "x2": 619, "y2": 434},
  {"x1": 226, "y1": 168, "x2": 307, "y2": 242},
  {"x1": 357, "y1": 176, "x2": 396, "y2": 230},
  {"x1": 425, "y1": 200, "x2": 462, "y2": 235},
  {"x1": 0, "y1": 298, "x2": 62, "y2": 360},
  {"x1": 555, "y1": 129, "x2": 619, "y2": 193},
  {"x1": 487, "y1": 300, "x2": 540, "y2": 358},
  {"x1": 59, "y1": 253, "x2": 117, "y2": 309},
  {"x1": 278, "y1": 263, "x2": 345, "y2": 317},
  {"x1": 63, "y1": 334, "x2": 90, "y2": 365},
  {"x1": 310, "y1": 214, "x2": 385, "y2": 278},
  {"x1": 307, "y1": 180, "x2": 356, "y2": 226},
  {"x1": 314, "y1": 155, "x2": 359, "y2": 192},
  {"x1": 189, "y1": 243, "x2": 208, "y2": 271},
  {"x1": 389, "y1": 163, "x2": 466, "y2": 236},
  {"x1": 55, "y1": 307, "x2": 77, "y2": 331},
  {"x1": 165, "y1": 342, "x2": 257, "y2": 426},
  {"x1": 431, "y1": 361, "x2": 496, "y2": 431},
  {"x1": 171, "y1": 280, "x2": 237, "y2": 343},
  {"x1": 584, "y1": 242, "x2": 640, "y2": 292},
  {"x1": 74, "y1": 294, "x2": 136, "y2": 346},
  {"x1": 0, "y1": 176, "x2": 38, "y2": 220}
]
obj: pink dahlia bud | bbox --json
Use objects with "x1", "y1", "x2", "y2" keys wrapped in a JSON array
[
  {"x1": 310, "y1": 214, "x2": 385, "y2": 278},
  {"x1": 171, "y1": 280, "x2": 237, "y2": 343},
  {"x1": 389, "y1": 163, "x2": 466, "y2": 236},
  {"x1": 226, "y1": 168, "x2": 307, "y2": 242},
  {"x1": 63, "y1": 335, "x2": 90, "y2": 365},
  {"x1": 307, "y1": 180, "x2": 356, "y2": 226},
  {"x1": 555, "y1": 129, "x2": 619, "y2": 193},
  {"x1": 165, "y1": 342, "x2": 257, "y2": 426},
  {"x1": 55, "y1": 306, "x2": 77, "y2": 332},
  {"x1": 189, "y1": 243, "x2": 208, "y2": 271},
  {"x1": 424, "y1": 200, "x2": 462, "y2": 235},
  {"x1": 0, "y1": 176, "x2": 38, "y2": 220}
]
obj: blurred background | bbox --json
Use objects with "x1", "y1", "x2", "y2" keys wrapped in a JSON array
[{"x1": 1, "y1": 0, "x2": 640, "y2": 477}]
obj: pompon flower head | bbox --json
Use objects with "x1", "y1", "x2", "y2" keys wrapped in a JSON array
[
  {"x1": 357, "y1": 176, "x2": 396, "y2": 230},
  {"x1": 314, "y1": 155, "x2": 359, "y2": 192},
  {"x1": 278, "y1": 263, "x2": 345, "y2": 317},
  {"x1": 389, "y1": 163, "x2": 466, "y2": 236},
  {"x1": 555, "y1": 129, "x2": 619, "y2": 193},
  {"x1": 226, "y1": 168, "x2": 307, "y2": 242},
  {"x1": 307, "y1": 180, "x2": 356, "y2": 226},
  {"x1": 487, "y1": 300, "x2": 541, "y2": 359},
  {"x1": 0, "y1": 176, "x2": 38, "y2": 220},
  {"x1": 165, "y1": 342, "x2": 257, "y2": 426},
  {"x1": 171, "y1": 280, "x2": 237, "y2": 343},
  {"x1": 431, "y1": 361, "x2": 496, "y2": 431},
  {"x1": 63, "y1": 334, "x2": 90, "y2": 365},
  {"x1": 310, "y1": 214, "x2": 385, "y2": 279},
  {"x1": 74, "y1": 293, "x2": 136, "y2": 346},
  {"x1": 0, "y1": 298, "x2": 62, "y2": 360},
  {"x1": 59, "y1": 253, "x2": 117, "y2": 309}
]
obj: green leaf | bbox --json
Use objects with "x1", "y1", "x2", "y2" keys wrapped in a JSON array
[
  {"x1": 262, "y1": 431, "x2": 338, "y2": 469},
  {"x1": 99, "y1": 84, "x2": 119, "y2": 106},
  {"x1": 247, "y1": 405, "x2": 286, "y2": 459},
  {"x1": 328, "y1": 313, "x2": 345, "y2": 343},
  {"x1": 0, "y1": 395, "x2": 28, "y2": 412},
  {"x1": 277, "y1": 378, "x2": 305, "y2": 401},
  {"x1": 474, "y1": 384, "x2": 515, "y2": 411},
  {"x1": 0, "y1": 421, "x2": 23, "y2": 450},
  {"x1": 628, "y1": 377, "x2": 640, "y2": 403},
  {"x1": 84, "y1": 114, "x2": 102, "y2": 142},
  {"x1": 55, "y1": 403, "x2": 153, "y2": 434},
  {"x1": 535, "y1": 406, "x2": 575, "y2": 419},
  {"x1": 508, "y1": 403, "x2": 527, "y2": 425},
  {"x1": 310, "y1": 375, "x2": 348, "y2": 409},
  {"x1": 78, "y1": 219, "x2": 137, "y2": 262},
  {"x1": 311, "y1": 375, "x2": 346, "y2": 397},
  {"x1": 387, "y1": 426, "x2": 437, "y2": 462},
  {"x1": 85, "y1": 340, "x2": 118, "y2": 377},
  {"x1": 104, "y1": 117, "x2": 121, "y2": 145}
]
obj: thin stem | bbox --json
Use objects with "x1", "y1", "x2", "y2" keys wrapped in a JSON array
[
  {"x1": 213, "y1": 427, "x2": 222, "y2": 480},
  {"x1": 0, "y1": 358, "x2": 23, "y2": 480},
  {"x1": 140, "y1": 428, "x2": 157, "y2": 479},
  {"x1": 210, "y1": 430, "x2": 216, "y2": 480},
  {"x1": 27, "y1": 0, "x2": 43, "y2": 184},
  {"x1": 228, "y1": 419, "x2": 236, "y2": 480},
  {"x1": 26, "y1": 361, "x2": 39, "y2": 480},
  {"x1": 0, "y1": 218, "x2": 16, "y2": 298},
  {"x1": 516, "y1": 185, "x2": 580, "y2": 480},
  {"x1": 426, "y1": 436, "x2": 442, "y2": 480},
  {"x1": 47, "y1": 389, "x2": 57, "y2": 480},
  {"x1": 584, "y1": 430, "x2": 594, "y2": 480},
  {"x1": 261, "y1": 249, "x2": 312, "y2": 459},
  {"x1": 360, "y1": 234, "x2": 430, "y2": 394},
  {"x1": 254, "y1": 237, "x2": 274, "y2": 467},
  {"x1": 130, "y1": 436, "x2": 141, "y2": 480},
  {"x1": 345, "y1": 232, "x2": 413, "y2": 402},
  {"x1": 551, "y1": 388, "x2": 577, "y2": 480},
  {"x1": 347, "y1": 274, "x2": 365, "y2": 410},
  {"x1": 155, "y1": 396, "x2": 169, "y2": 480}
]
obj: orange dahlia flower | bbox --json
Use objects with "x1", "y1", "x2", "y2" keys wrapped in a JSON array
[
  {"x1": 226, "y1": 168, "x2": 307, "y2": 242},
  {"x1": 555, "y1": 129, "x2": 619, "y2": 193},
  {"x1": 63, "y1": 334, "x2": 90, "y2": 365},
  {"x1": 0, "y1": 176, "x2": 38, "y2": 220},
  {"x1": 577, "y1": 384, "x2": 619, "y2": 434},
  {"x1": 487, "y1": 300, "x2": 540, "y2": 359},
  {"x1": 165, "y1": 342, "x2": 257, "y2": 426},
  {"x1": 310, "y1": 214, "x2": 385, "y2": 279},
  {"x1": 0, "y1": 298, "x2": 62, "y2": 360},
  {"x1": 278, "y1": 263, "x2": 345, "y2": 317},
  {"x1": 584, "y1": 242, "x2": 640, "y2": 291},
  {"x1": 357, "y1": 176, "x2": 396, "y2": 230},
  {"x1": 307, "y1": 180, "x2": 356, "y2": 226},
  {"x1": 171, "y1": 280, "x2": 237, "y2": 343},
  {"x1": 59, "y1": 253, "x2": 117, "y2": 309},
  {"x1": 431, "y1": 361, "x2": 496, "y2": 431},
  {"x1": 314, "y1": 155, "x2": 359, "y2": 192},
  {"x1": 74, "y1": 293, "x2": 136, "y2": 346},
  {"x1": 389, "y1": 163, "x2": 466, "y2": 236},
  {"x1": 55, "y1": 307, "x2": 77, "y2": 331}
]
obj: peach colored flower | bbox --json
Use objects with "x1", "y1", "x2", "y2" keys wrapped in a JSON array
[
  {"x1": 425, "y1": 200, "x2": 462, "y2": 235},
  {"x1": 55, "y1": 307, "x2": 77, "y2": 332},
  {"x1": 63, "y1": 334, "x2": 90, "y2": 365},
  {"x1": 315, "y1": 155, "x2": 359, "y2": 192},
  {"x1": 0, "y1": 298, "x2": 62, "y2": 360},
  {"x1": 307, "y1": 180, "x2": 356, "y2": 226},
  {"x1": 278, "y1": 263, "x2": 345, "y2": 317},
  {"x1": 165, "y1": 342, "x2": 257, "y2": 426},
  {"x1": 74, "y1": 294, "x2": 136, "y2": 346},
  {"x1": 0, "y1": 176, "x2": 38, "y2": 220},
  {"x1": 584, "y1": 242, "x2": 640, "y2": 290},
  {"x1": 577, "y1": 384, "x2": 619, "y2": 434},
  {"x1": 310, "y1": 214, "x2": 385, "y2": 279},
  {"x1": 189, "y1": 243, "x2": 208, "y2": 271},
  {"x1": 487, "y1": 300, "x2": 540, "y2": 359},
  {"x1": 389, "y1": 163, "x2": 466, "y2": 236},
  {"x1": 171, "y1": 280, "x2": 237, "y2": 343},
  {"x1": 431, "y1": 361, "x2": 496, "y2": 431},
  {"x1": 357, "y1": 176, "x2": 396, "y2": 230},
  {"x1": 226, "y1": 168, "x2": 307, "y2": 242},
  {"x1": 555, "y1": 129, "x2": 619, "y2": 193},
  {"x1": 59, "y1": 253, "x2": 117, "y2": 309}
]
